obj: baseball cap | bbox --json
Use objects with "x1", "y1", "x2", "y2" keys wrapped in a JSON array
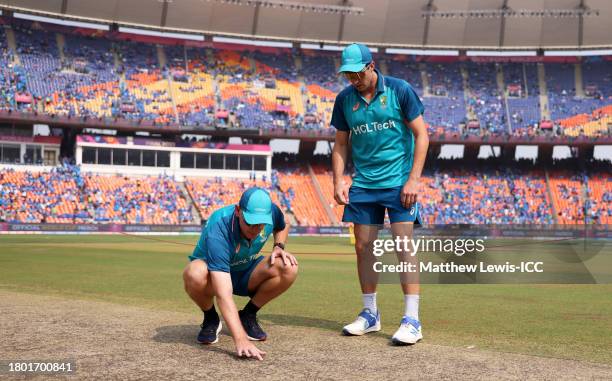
[
  {"x1": 338, "y1": 43, "x2": 372, "y2": 73},
  {"x1": 239, "y1": 187, "x2": 273, "y2": 225}
]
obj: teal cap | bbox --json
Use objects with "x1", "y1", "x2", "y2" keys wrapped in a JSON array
[
  {"x1": 239, "y1": 187, "x2": 273, "y2": 225},
  {"x1": 338, "y1": 43, "x2": 372, "y2": 73}
]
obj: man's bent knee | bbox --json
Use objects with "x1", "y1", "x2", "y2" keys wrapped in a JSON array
[
  {"x1": 281, "y1": 262, "x2": 298, "y2": 280},
  {"x1": 268, "y1": 260, "x2": 298, "y2": 279},
  {"x1": 183, "y1": 260, "x2": 209, "y2": 291}
]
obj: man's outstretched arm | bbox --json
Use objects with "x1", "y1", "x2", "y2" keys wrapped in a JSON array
[{"x1": 209, "y1": 271, "x2": 266, "y2": 360}]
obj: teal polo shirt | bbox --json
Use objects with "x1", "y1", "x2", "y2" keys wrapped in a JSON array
[
  {"x1": 330, "y1": 69, "x2": 424, "y2": 189},
  {"x1": 189, "y1": 204, "x2": 286, "y2": 272}
]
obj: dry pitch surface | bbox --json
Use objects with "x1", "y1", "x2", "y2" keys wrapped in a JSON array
[{"x1": 2, "y1": 290, "x2": 612, "y2": 380}]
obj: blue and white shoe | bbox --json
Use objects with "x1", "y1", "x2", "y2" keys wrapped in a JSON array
[
  {"x1": 391, "y1": 316, "x2": 422, "y2": 345},
  {"x1": 197, "y1": 318, "x2": 222, "y2": 344},
  {"x1": 238, "y1": 310, "x2": 267, "y2": 341},
  {"x1": 342, "y1": 308, "x2": 381, "y2": 336}
]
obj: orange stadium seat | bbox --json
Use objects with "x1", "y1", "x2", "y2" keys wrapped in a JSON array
[
  {"x1": 277, "y1": 169, "x2": 330, "y2": 226},
  {"x1": 185, "y1": 178, "x2": 280, "y2": 221},
  {"x1": 548, "y1": 171, "x2": 585, "y2": 224}
]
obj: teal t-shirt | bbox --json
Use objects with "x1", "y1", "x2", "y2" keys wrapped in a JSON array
[
  {"x1": 330, "y1": 69, "x2": 424, "y2": 189},
  {"x1": 189, "y1": 204, "x2": 286, "y2": 272}
]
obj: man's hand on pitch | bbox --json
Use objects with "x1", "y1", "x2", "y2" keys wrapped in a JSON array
[
  {"x1": 235, "y1": 339, "x2": 266, "y2": 361},
  {"x1": 270, "y1": 247, "x2": 298, "y2": 266},
  {"x1": 334, "y1": 181, "x2": 349, "y2": 205},
  {"x1": 401, "y1": 178, "x2": 419, "y2": 208}
]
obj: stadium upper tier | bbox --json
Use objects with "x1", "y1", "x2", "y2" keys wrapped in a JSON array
[
  {"x1": 1, "y1": 164, "x2": 609, "y2": 226},
  {"x1": 0, "y1": 18, "x2": 610, "y2": 138}
]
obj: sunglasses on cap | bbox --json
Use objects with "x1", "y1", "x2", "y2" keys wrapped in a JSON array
[{"x1": 343, "y1": 62, "x2": 373, "y2": 81}]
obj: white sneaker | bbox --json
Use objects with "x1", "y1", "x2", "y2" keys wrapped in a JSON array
[
  {"x1": 342, "y1": 308, "x2": 381, "y2": 336},
  {"x1": 391, "y1": 316, "x2": 422, "y2": 345}
]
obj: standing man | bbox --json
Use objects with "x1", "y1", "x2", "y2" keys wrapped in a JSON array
[
  {"x1": 331, "y1": 43, "x2": 429, "y2": 345},
  {"x1": 183, "y1": 187, "x2": 298, "y2": 360}
]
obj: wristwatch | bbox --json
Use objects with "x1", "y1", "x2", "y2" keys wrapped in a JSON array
[{"x1": 273, "y1": 242, "x2": 286, "y2": 250}]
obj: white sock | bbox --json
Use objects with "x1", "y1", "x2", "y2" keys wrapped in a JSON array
[
  {"x1": 362, "y1": 293, "x2": 377, "y2": 314},
  {"x1": 404, "y1": 294, "x2": 420, "y2": 320}
]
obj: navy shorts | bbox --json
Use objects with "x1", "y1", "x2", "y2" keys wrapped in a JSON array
[
  {"x1": 342, "y1": 186, "x2": 422, "y2": 225},
  {"x1": 230, "y1": 256, "x2": 264, "y2": 297}
]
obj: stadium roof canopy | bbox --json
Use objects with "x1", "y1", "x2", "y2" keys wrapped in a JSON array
[{"x1": 1, "y1": 0, "x2": 611, "y2": 49}]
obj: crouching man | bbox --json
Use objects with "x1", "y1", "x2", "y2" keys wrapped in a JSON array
[{"x1": 183, "y1": 187, "x2": 298, "y2": 360}]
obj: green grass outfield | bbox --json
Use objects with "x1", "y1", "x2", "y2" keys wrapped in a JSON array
[{"x1": 1, "y1": 234, "x2": 611, "y2": 364}]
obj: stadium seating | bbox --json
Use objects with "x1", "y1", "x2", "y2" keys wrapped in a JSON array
[
  {"x1": 0, "y1": 166, "x2": 192, "y2": 224},
  {"x1": 82, "y1": 174, "x2": 193, "y2": 224},
  {"x1": 0, "y1": 165, "x2": 81, "y2": 223},
  {"x1": 14, "y1": 23, "x2": 69, "y2": 99},
  {"x1": 252, "y1": 49, "x2": 298, "y2": 82},
  {"x1": 0, "y1": 28, "x2": 25, "y2": 110},
  {"x1": 548, "y1": 171, "x2": 585, "y2": 224},
  {"x1": 507, "y1": 97, "x2": 541, "y2": 131},
  {"x1": 466, "y1": 62, "x2": 507, "y2": 134},
  {"x1": 46, "y1": 33, "x2": 120, "y2": 118},
  {"x1": 166, "y1": 46, "x2": 216, "y2": 126},
  {"x1": 1, "y1": 163, "x2": 610, "y2": 226},
  {"x1": 559, "y1": 106, "x2": 611, "y2": 137},
  {"x1": 585, "y1": 174, "x2": 611, "y2": 224},
  {"x1": 185, "y1": 177, "x2": 279, "y2": 221},
  {"x1": 418, "y1": 175, "x2": 444, "y2": 225},
  {"x1": 384, "y1": 57, "x2": 423, "y2": 92},
  {"x1": 502, "y1": 62, "x2": 541, "y2": 131},
  {"x1": 546, "y1": 62, "x2": 610, "y2": 130},
  {"x1": 509, "y1": 170, "x2": 555, "y2": 224},
  {"x1": 421, "y1": 63, "x2": 465, "y2": 133},
  {"x1": 433, "y1": 168, "x2": 554, "y2": 224},
  {"x1": 276, "y1": 167, "x2": 331, "y2": 226},
  {"x1": 0, "y1": 17, "x2": 610, "y2": 136},
  {"x1": 438, "y1": 170, "x2": 518, "y2": 224}
]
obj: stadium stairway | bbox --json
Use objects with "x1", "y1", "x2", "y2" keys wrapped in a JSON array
[
  {"x1": 307, "y1": 163, "x2": 339, "y2": 225},
  {"x1": 276, "y1": 193, "x2": 299, "y2": 226},
  {"x1": 580, "y1": 177, "x2": 590, "y2": 223},
  {"x1": 287, "y1": 212, "x2": 298, "y2": 226},
  {"x1": 461, "y1": 66, "x2": 478, "y2": 120},
  {"x1": 178, "y1": 180, "x2": 204, "y2": 225},
  {"x1": 522, "y1": 63, "x2": 530, "y2": 97},
  {"x1": 248, "y1": 56, "x2": 258, "y2": 73},
  {"x1": 379, "y1": 59, "x2": 389, "y2": 78},
  {"x1": 266, "y1": 185, "x2": 299, "y2": 226},
  {"x1": 56, "y1": 33, "x2": 66, "y2": 62},
  {"x1": 574, "y1": 63, "x2": 585, "y2": 97},
  {"x1": 497, "y1": 65, "x2": 513, "y2": 133},
  {"x1": 294, "y1": 53, "x2": 303, "y2": 75},
  {"x1": 294, "y1": 54, "x2": 311, "y2": 110},
  {"x1": 166, "y1": 75, "x2": 180, "y2": 124},
  {"x1": 548, "y1": 171, "x2": 586, "y2": 224},
  {"x1": 585, "y1": 175, "x2": 611, "y2": 224},
  {"x1": 113, "y1": 46, "x2": 121, "y2": 69},
  {"x1": 544, "y1": 170, "x2": 560, "y2": 224},
  {"x1": 420, "y1": 63, "x2": 431, "y2": 97},
  {"x1": 205, "y1": 49, "x2": 221, "y2": 111},
  {"x1": 5, "y1": 27, "x2": 20, "y2": 65},
  {"x1": 333, "y1": 56, "x2": 341, "y2": 72},
  {"x1": 156, "y1": 46, "x2": 167, "y2": 69},
  {"x1": 537, "y1": 63, "x2": 551, "y2": 120}
]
